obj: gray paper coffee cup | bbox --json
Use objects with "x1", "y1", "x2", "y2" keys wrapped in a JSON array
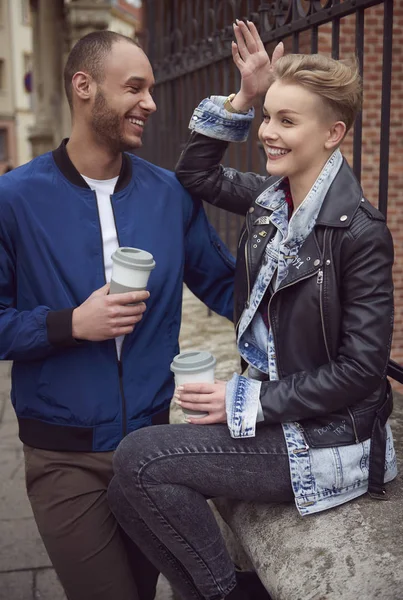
[
  {"x1": 110, "y1": 247, "x2": 156, "y2": 294},
  {"x1": 171, "y1": 351, "x2": 216, "y2": 419}
]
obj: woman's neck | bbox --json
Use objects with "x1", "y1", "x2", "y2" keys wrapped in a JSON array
[{"x1": 288, "y1": 154, "x2": 333, "y2": 209}]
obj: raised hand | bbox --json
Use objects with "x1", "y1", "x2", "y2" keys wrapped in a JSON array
[{"x1": 230, "y1": 20, "x2": 284, "y2": 112}]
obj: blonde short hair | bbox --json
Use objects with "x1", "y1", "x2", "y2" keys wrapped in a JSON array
[{"x1": 272, "y1": 54, "x2": 362, "y2": 132}]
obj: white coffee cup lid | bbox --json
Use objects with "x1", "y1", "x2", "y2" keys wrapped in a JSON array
[
  {"x1": 112, "y1": 247, "x2": 156, "y2": 272},
  {"x1": 170, "y1": 351, "x2": 216, "y2": 374}
]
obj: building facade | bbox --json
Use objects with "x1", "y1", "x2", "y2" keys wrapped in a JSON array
[{"x1": 0, "y1": 0, "x2": 34, "y2": 172}]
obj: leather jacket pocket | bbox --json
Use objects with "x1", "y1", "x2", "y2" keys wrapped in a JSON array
[{"x1": 299, "y1": 410, "x2": 356, "y2": 447}]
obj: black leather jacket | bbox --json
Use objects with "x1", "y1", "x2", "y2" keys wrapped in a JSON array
[{"x1": 176, "y1": 131, "x2": 395, "y2": 496}]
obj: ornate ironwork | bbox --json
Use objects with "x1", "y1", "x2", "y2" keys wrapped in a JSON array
[{"x1": 147, "y1": 0, "x2": 386, "y2": 83}]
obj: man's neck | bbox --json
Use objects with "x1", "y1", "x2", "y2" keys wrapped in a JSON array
[{"x1": 66, "y1": 134, "x2": 122, "y2": 181}]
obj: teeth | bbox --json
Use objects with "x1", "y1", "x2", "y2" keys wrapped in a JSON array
[
  {"x1": 267, "y1": 147, "x2": 289, "y2": 156},
  {"x1": 128, "y1": 118, "x2": 144, "y2": 127}
]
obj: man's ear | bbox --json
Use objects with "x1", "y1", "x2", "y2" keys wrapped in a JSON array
[
  {"x1": 71, "y1": 71, "x2": 94, "y2": 103},
  {"x1": 325, "y1": 121, "x2": 347, "y2": 150}
]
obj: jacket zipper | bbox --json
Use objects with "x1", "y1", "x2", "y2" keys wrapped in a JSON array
[
  {"x1": 316, "y1": 243, "x2": 360, "y2": 443},
  {"x1": 238, "y1": 227, "x2": 247, "y2": 249},
  {"x1": 236, "y1": 219, "x2": 251, "y2": 332},
  {"x1": 317, "y1": 269, "x2": 331, "y2": 361},
  {"x1": 268, "y1": 269, "x2": 321, "y2": 375},
  {"x1": 109, "y1": 194, "x2": 128, "y2": 438},
  {"x1": 318, "y1": 229, "x2": 331, "y2": 361}
]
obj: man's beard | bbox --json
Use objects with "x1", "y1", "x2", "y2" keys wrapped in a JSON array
[{"x1": 91, "y1": 89, "x2": 139, "y2": 153}]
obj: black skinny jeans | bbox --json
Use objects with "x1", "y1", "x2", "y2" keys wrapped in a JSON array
[{"x1": 108, "y1": 423, "x2": 294, "y2": 600}]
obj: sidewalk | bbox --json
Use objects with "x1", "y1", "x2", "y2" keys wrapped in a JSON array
[{"x1": 0, "y1": 287, "x2": 239, "y2": 599}]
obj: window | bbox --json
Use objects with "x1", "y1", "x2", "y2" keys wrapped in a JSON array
[
  {"x1": 21, "y1": 0, "x2": 30, "y2": 25},
  {"x1": 0, "y1": 129, "x2": 8, "y2": 162},
  {"x1": 0, "y1": 59, "x2": 5, "y2": 91},
  {"x1": 23, "y1": 53, "x2": 32, "y2": 77}
]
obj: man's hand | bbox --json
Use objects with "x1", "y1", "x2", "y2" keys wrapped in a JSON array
[
  {"x1": 174, "y1": 381, "x2": 227, "y2": 425},
  {"x1": 72, "y1": 283, "x2": 149, "y2": 341},
  {"x1": 230, "y1": 20, "x2": 284, "y2": 112}
]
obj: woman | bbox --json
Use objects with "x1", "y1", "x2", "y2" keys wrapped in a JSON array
[{"x1": 108, "y1": 21, "x2": 397, "y2": 600}]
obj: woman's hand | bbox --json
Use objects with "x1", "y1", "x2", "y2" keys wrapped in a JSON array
[
  {"x1": 174, "y1": 381, "x2": 227, "y2": 425},
  {"x1": 230, "y1": 20, "x2": 284, "y2": 112}
]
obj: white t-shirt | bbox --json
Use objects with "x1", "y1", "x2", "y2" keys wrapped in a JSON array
[{"x1": 81, "y1": 174, "x2": 125, "y2": 359}]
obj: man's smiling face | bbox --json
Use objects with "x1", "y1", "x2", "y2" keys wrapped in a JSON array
[{"x1": 90, "y1": 41, "x2": 156, "y2": 153}]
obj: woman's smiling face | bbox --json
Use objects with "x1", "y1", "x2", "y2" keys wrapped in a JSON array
[{"x1": 258, "y1": 80, "x2": 340, "y2": 183}]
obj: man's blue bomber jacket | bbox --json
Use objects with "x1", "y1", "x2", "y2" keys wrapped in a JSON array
[{"x1": 0, "y1": 141, "x2": 235, "y2": 452}]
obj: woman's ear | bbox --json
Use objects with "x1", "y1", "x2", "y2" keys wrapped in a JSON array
[
  {"x1": 71, "y1": 71, "x2": 94, "y2": 103},
  {"x1": 325, "y1": 121, "x2": 347, "y2": 150}
]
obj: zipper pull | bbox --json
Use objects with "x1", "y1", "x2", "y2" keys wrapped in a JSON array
[{"x1": 317, "y1": 269, "x2": 323, "y2": 285}]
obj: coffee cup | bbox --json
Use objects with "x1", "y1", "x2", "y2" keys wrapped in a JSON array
[
  {"x1": 170, "y1": 351, "x2": 216, "y2": 419},
  {"x1": 110, "y1": 247, "x2": 156, "y2": 295}
]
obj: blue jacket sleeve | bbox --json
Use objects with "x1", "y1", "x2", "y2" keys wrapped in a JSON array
[
  {"x1": 183, "y1": 198, "x2": 235, "y2": 321},
  {"x1": 0, "y1": 227, "x2": 77, "y2": 361}
]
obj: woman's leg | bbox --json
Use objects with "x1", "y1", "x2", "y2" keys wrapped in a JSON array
[
  {"x1": 109, "y1": 423, "x2": 293, "y2": 600},
  {"x1": 108, "y1": 477, "x2": 205, "y2": 600}
]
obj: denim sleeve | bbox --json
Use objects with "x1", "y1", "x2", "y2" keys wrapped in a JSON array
[
  {"x1": 189, "y1": 96, "x2": 254, "y2": 143},
  {"x1": 225, "y1": 373, "x2": 262, "y2": 438}
]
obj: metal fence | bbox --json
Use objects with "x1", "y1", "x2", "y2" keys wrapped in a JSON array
[{"x1": 140, "y1": 0, "x2": 402, "y2": 380}]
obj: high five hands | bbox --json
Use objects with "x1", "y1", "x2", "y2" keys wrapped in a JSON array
[{"x1": 230, "y1": 19, "x2": 284, "y2": 112}]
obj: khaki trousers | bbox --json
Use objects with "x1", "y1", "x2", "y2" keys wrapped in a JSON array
[{"x1": 23, "y1": 445, "x2": 159, "y2": 600}]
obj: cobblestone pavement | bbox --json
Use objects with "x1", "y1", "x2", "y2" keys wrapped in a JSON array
[{"x1": 0, "y1": 287, "x2": 239, "y2": 599}]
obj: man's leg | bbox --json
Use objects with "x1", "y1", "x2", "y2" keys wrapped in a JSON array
[
  {"x1": 23, "y1": 445, "x2": 159, "y2": 600},
  {"x1": 110, "y1": 423, "x2": 294, "y2": 600}
]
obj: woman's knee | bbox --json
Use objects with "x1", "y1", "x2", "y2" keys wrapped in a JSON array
[
  {"x1": 113, "y1": 428, "x2": 149, "y2": 481},
  {"x1": 113, "y1": 425, "x2": 170, "y2": 484}
]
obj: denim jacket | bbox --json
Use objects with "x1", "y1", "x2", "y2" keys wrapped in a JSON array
[{"x1": 189, "y1": 96, "x2": 397, "y2": 516}]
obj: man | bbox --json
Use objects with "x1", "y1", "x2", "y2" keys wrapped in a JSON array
[{"x1": 0, "y1": 31, "x2": 234, "y2": 600}]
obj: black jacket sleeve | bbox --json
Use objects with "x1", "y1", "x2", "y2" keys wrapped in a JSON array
[{"x1": 175, "y1": 131, "x2": 267, "y2": 216}]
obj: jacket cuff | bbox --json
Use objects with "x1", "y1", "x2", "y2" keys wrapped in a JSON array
[
  {"x1": 46, "y1": 308, "x2": 79, "y2": 347},
  {"x1": 225, "y1": 373, "x2": 261, "y2": 438},
  {"x1": 189, "y1": 96, "x2": 254, "y2": 143}
]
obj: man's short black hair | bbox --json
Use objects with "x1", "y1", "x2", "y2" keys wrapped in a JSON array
[{"x1": 64, "y1": 30, "x2": 139, "y2": 109}]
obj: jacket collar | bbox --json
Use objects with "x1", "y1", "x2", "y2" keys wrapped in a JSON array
[
  {"x1": 255, "y1": 155, "x2": 363, "y2": 230},
  {"x1": 52, "y1": 139, "x2": 132, "y2": 193},
  {"x1": 316, "y1": 158, "x2": 363, "y2": 228}
]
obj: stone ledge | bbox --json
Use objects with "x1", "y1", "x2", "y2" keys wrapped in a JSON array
[{"x1": 214, "y1": 397, "x2": 403, "y2": 600}]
